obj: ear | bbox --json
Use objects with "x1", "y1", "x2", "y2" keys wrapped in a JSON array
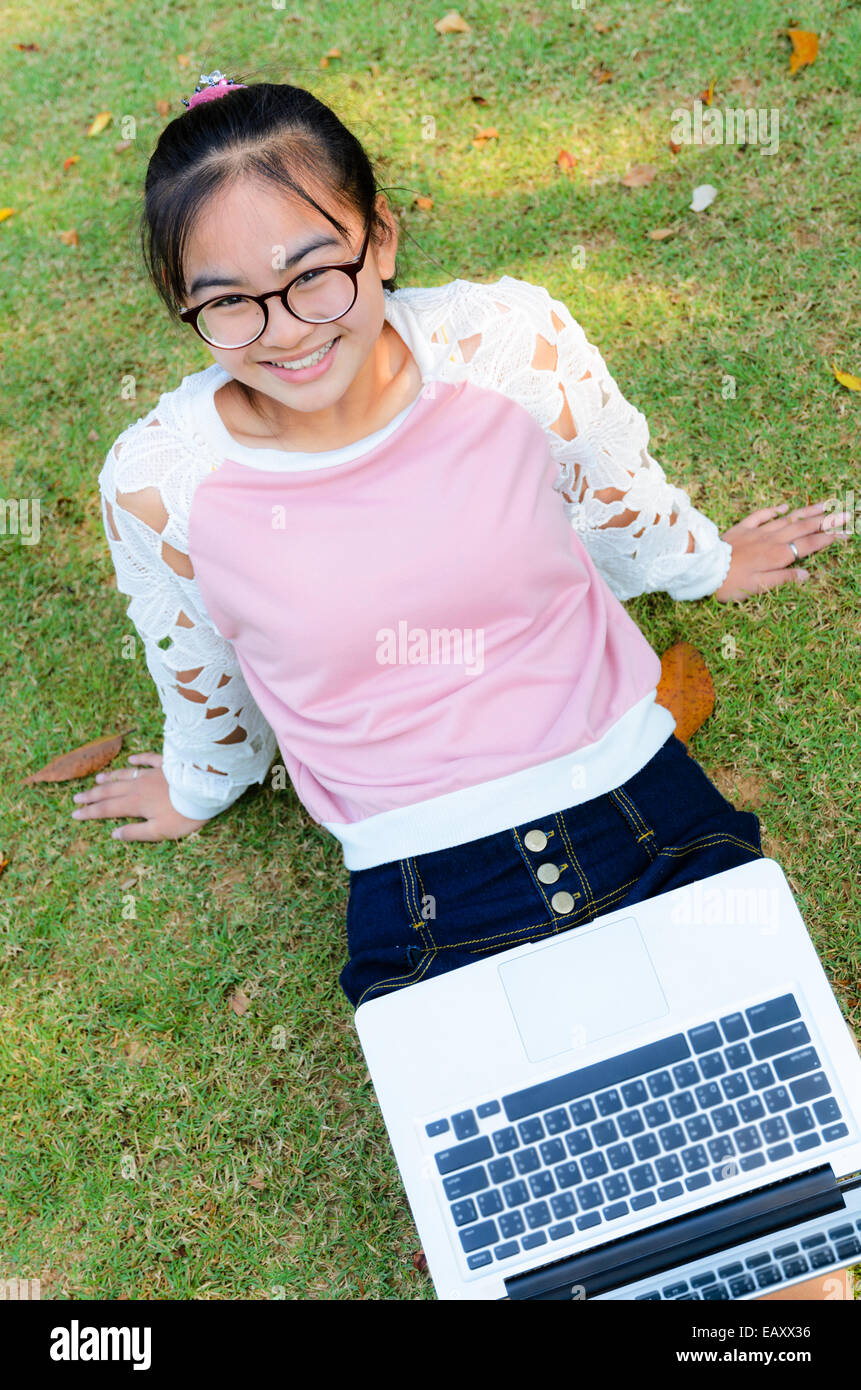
[{"x1": 372, "y1": 192, "x2": 399, "y2": 281}]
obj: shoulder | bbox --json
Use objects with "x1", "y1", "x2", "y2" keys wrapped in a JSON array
[
  {"x1": 99, "y1": 364, "x2": 225, "y2": 500},
  {"x1": 387, "y1": 275, "x2": 582, "y2": 348}
]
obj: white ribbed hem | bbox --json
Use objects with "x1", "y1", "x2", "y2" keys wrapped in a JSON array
[{"x1": 323, "y1": 690, "x2": 677, "y2": 870}]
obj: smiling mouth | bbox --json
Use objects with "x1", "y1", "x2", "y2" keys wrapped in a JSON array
[{"x1": 261, "y1": 337, "x2": 339, "y2": 369}]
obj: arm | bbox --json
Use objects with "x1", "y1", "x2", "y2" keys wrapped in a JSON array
[{"x1": 97, "y1": 420, "x2": 278, "y2": 820}]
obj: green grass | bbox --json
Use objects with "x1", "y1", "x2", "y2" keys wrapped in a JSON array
[{"x1": 0, "y1": 0, "x2": 859, "y2": 1300}]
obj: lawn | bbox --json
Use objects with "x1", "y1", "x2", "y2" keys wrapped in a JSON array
[{"x1": 0, "y1": 0, "x2": 859, "y2": 1300}]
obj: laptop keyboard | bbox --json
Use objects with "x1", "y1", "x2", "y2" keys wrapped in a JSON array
[{"x1": 422, "y1": 992, "x2": 851, "y2": 1274}]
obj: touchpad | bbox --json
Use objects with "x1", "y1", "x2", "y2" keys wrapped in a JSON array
[{"x1": 498, "y1": 917, "x2": 668, "y2": 1064}]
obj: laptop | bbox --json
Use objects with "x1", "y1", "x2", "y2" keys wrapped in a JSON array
[{"x1": 354, "y1": 858, "x2": 861, "y2": 1300}]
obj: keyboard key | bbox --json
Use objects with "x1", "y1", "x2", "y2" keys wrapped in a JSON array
[
  {"x1": 767, "y1": 1143, "x2": 793, "y2": 1161},
  {"x1": 707, "y1": 1135, "x2": 735, "y2": 1163},
  {"x1": 681, "y1": 1145, "x2": 709, "y2": 1172},
  {"x1": 596, "y1": 1088, "x2": 623, "y2": 1115},
  {"x1": 603, "y1": 1201, "x2": 628, "y2": 1221},
  {"x1": 451, "y1": 1199, "x2": 478, "y2": 1226},
  {"x1": 489, "y1": 1157, "x2": 514, "y2": 1184},
  {"x1": 751, "y1": 1022, "x2": 810, "y2": 1061},
  {"x1": 554, "y1": 1161, "x2": 582, "y2": 1189},
  {"x1": 550, "y1": 1192, "x2": 577, "y2": 1220},
  {"x1": 790, "y1": 1071, "x2": 831, "y2": 1103},
  {"x1": 663, "y1": 1282, "x2": 688, "y2": 1297},
  {"x1": 425, "y1": 1118, "x2": 449, "y2": 1137},
  {"x1": 795, "y1": 1134, "x2": 821, "y2": 1152},
  {"x1": 522, "y1": 1231, "x2": 547, "y2": 1250},
  {"x1": 603, "y1": 1173, "x2": 631, "y2": 1201},
  {"x1": 695, "y1": 1083, "x2": 722, "y2": 1109},
  {"x1": 734, "y1": 1126, "x2": 762, "y2": 1153},
  {"x1": 644, "y1": 1101, "x2": 670, "y2": 1128},
  {"x1": 740, "y1": 1153, "x2": 766, "y2": 1170},
  {"x1": 518, "y1": 1118, "x2": 544, "y2": 1144},
  {"x1": 690, "y1": 1271, "x2": 716, "y2": 1287},
  {"x1": 492, "y1": 1127, "x2": 519, "y2": 1154},
  {"x1": 717, "y1": 1261, "x2": 744, "y2": 1277},
  {"x1": 543, "y1": 1106, "x2": 570, "y2": 1134},
  {"x1": 443, "y1": 1165, "x2": 489, "y2": 1200},
  {"x1": 631, "y1": 1192, "x2": 656, "y2": 1210},
  {"x1": 685, "y1": 1114, "x2": 712, "y2": 1142},
  {"x1": 566, "y1": 1130, "x2": 593, "y2": 1156},
  {"x1": 577, "y1": 1212, "x2": 601, "y2": 1230},
  {"x1": 729, "y1": 1274, "x2": 757, "y2": 1296},
  {"x1": 494, "y1": 1240, "x2": 520, "y2": 1261},
  {"x1": 467, "y1": 1250, "x2": 492, "y2": 1269},
  {"x1": 582, "y1": 1152, "x2": 608, "y2": 1179},
  {"x1": 721, "y1": 1073, "x2": 748, "y2": 1101},
  {"x1": 607, "y1": 1142, "x2": 635, "y2": 1170},
  {"x1": 502, "y1": 1033, "x2": 692, "y2": 1123},
  {"x1": 670, "y1": 1090, "x2": 697, "y2": 1119},
  {"x1": 702, "y1": 1284, "x2": 729, "y2": 1299},
  {"x1": 782, "y1": 1257, "x2": 810, "y2": 1279},
  {"x1": 720, "y1": 1012, "x2": 749, "y2": 1042},
  {"x1": 688, "y1": 1022, "x2": 722, "y2": 1054},
  {"x1": 814, "y1": 1097, "x2": 841, "y2": 1125},
  {"x1": 477, "y1": 1190, "x2": 504, "y2": 1217},
  {"x1": 629, "y1": 1163, "x2": 657, "y2": 1190},
  {"x1": 636, "y1": 1291, "x2": 661, "y2": 1300},
  {"x1": 823, "y1": 1123, "x2": 849, "y2": 1142},
  {"x1": 646, "y1": 1070, "x2": 674, "y2": 1098},
  {"x1": 528, "y1": 1171, "x2": 555, "y2": 1199},
  {"x1": 452, "y1": 1109, "x2": 478, "y2": 1140},
  {"x1": 835, "y1": 1237, "x2": 861, "y2": 1260},
  {"x1": 775, "y1": 1047, "x2": 821, "y2": 1082},
  {"x1": 809, "y1": 1247, "x2": 836, "y2": 1269},
  {"x1": 618, "y1": 1110, "x2": 645, "y2": 1137},
  {"x1": 592, "y1": 1120, "x2": 619, "y2": 1147},
  {"x1": 633, "y1": 1133, "x2": 660, "y2": 1160},
  {"x1": 571, "y1": 1100, "x2": 596, "y2": 1126},
  {"x1": 755, "y1": 1264, "x2": 782, "y2": 1288},
  {"x1": 435, "y1": 1137, "x2": 493, "y2": 1174},
  {"x1": 502, "y1": 1180, "x2": 529, "y2": 1208},
  {"x1": 828, "y1": 1222, "x2": 854, "y2": 1240},
  {"x1": 673, "y1": 1062, "x2": 700, "y2": 1088},
  {"x1": 746, "y1": 993, "x2": 801, "y2": 1033},
  {"x1": 711, "y1": 1105, "x2": 739, "y2": 1133},
  {"x1": 576, "y1": 1182, "x2": 604, "y2": 1210},
  {"x1": 713, "y1": 1161, "x2": 740, "y2": 1182},
  {"x1": 761, "y1": 1117, "x2": 788, "y2": 1144},
  {"x1": 622, "y1": 1080, "x2": 648, "y2": 1106},
  {"x1": 725, "y1": 1043, "x2": 752, "y2": 1070},
  {"x1": 747, "y1": 1063, "x2": 775, "y2": 1090},
  {"x1": 763, "y1": 1086, "x2": 791, "y2": 1113},
  {"x1": 524, "y1": 1201, "x2": 552, "y2": 1229},
  {"x1": 787, "y1": 1106, "x2": 815, "y2": 1135},
  {"x1": 773, "y1": 1241, "x2": 799, "y2": 1258},
  {"x1": 477, "y1": 1100, "x2": 501, "y2": 1119},
  {"x1": 549, "y1": 1220, "x2": 575, "y2": 1240},
  {"x1": 459, "y1": 1219, "x2": 499, "y2": 1253},
  {"x1": 699, "y1": 1052, "x2": 726, "y2": 1079},
  {"x1": 539, "y1": 1138, "x2": 566, "y2": 1166},
  {"x1": 514, "y1": 1146, "x2": 541, "y2": 1175},
  {"x1": 800, "y1": 1232, "x2": 827, "y2": 1249},
  {"x1": 658, "y1": 1182, "x2": 684, "y2": 1201},
  {"x1": 737, "y1": 1096, "x2": 765, "y2": 1123},
  {"x1": 658, "y1": 1124, "x2": 686, "y2": 1151},
  {"x1": 656, "y1": 1154, "x2": 683, "y2": 1181},
  {"x1": 686, "y1": 1172, "x2": 711, "y2": 1191},
  {"x1": 746, "y1": 1251, "x2": 771, "y2": 1268}
]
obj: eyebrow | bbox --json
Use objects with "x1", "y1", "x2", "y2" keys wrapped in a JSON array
[{"x1": 188, "y1": 234, "x2": 343, "y2": 298}]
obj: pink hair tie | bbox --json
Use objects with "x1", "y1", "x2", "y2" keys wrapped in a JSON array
[{"x1": 181, "y1": 69, "x2": 247, "y2": 110}]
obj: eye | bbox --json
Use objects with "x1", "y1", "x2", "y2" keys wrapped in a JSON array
[
  {"x1": 208, "y1": 295, "x2": 246, "y2": 309},
  {"x1": 292, "y1": 268, "x2": 327, "y2": 288}
]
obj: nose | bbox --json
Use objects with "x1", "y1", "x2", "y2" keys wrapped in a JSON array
[{"x1": 256, "y1": 293, "x2": 318, "y2": 352}]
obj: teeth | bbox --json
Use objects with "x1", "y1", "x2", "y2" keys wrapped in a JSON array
[{"x1": 268, "y1": 339, "x2": 335, "y2": 370}]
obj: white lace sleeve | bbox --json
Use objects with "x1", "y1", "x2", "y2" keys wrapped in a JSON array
[
  {"x1": 487, "y1": 279, "x2": 733, "y2": 602},
  {"x1": 98, "y1": 419, "x2": 278, "y2": 820}
]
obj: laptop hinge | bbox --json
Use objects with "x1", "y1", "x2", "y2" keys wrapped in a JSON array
[{"x1": 504, "y1": 1164, "x2": 843, "y2": 1301}]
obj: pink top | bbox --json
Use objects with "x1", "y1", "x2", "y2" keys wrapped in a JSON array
[{"x1": 187, "y1": 376, "x2": 665, "y2": 845}]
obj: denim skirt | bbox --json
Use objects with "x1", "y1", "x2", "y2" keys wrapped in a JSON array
[{"x1": 338, "y1": 733, "x2": 764, "y2": 1010}]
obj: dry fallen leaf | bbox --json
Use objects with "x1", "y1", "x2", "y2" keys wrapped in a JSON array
[
  {"x1": 668, "y1": 138, "x2": 683, "y2": 155},
  {"x1": 414, "y1": 195, "x2": 434, "y2": 210},
  {"x1": 177, "y1": 54, "x2": 191, "y2": 68},
  {"x1": 699, "y1": 78, "x2": 716, "y2": 105},
  {"x1": 155, "y1": 99, "x2": 170, "y2": 117},
  {"x1": 229, "y1": 989, "x2": 250, "y2": 1017},
  {"x1": 114, "y1": 140, "x2": 133, "y2": 153},
  {"x1": 788, "y1": 28, "x2": 818, "y2": 74},
  {"x1": 412, "y1": 1249, "x2": 428, "y2": 1272},
  {"x1": 655, "y1": 642, "x2": 715, "y2": 745},
  {"x1": 833, "y1": 361, "x2": 861, "y2": 391},
  {"x1": 434, "y1": 10, "x2": 471, "y2": 33},
  {"x1": 86, "y1": 111, "x2": 112, "y2": 136},
  {"x1": 319, "y1": 46, "x2": 342, "y2": 67},
  {"x1": 647, "y1": 226, "x2": 679, "y2": 240},
  {"x1": 621, "y1": 164, "x2": 657, "y2": 187},
  {"x1": 14, "y1": 42, "x2": 40, "y2": 51},
  {"x1": 62, "y1": 155, "x2": 79, "y2": 171},
  {"x1": 690, "y1": 184, "x2": 717, "y2": 212},
  {"x1": 591, "y1": 65, "x2": 613, "y2": 84},
  {"x1": 59, "y1": 228, "x2": 79, "y2": 245},
  {"x1": 20, "y1": 730, "x2": 131, "y2": 785},
  {"x1": 556, "y1": 149, "x2": 576, "y2": 170},
  {"x1": 248, "y1": 1175, "x2": 266, "y2": 1190},
  {"x1": 470, "y1": 93, "x2": 489, "y2": 105},
  {"x1": 472, "y1": 127, "x2": 499, "y2": 149},
  {"x1": 0, "y1": 208, "x2": 16, "y2": 223}
]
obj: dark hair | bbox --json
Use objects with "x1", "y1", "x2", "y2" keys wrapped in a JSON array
[{"x1": 139, "y1": 75, "x2": 400, "y2": 419}]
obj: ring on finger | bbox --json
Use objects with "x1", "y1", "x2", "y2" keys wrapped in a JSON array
[{"x1": 788, "y1": 541, "x2": 799, "y2": 560}]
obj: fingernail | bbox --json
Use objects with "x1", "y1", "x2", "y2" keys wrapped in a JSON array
[
  {"x1": 798, "y1": 570, "x2": 809, "y2": 579},
  {"x1": 71, "y1": 809, "x2": 81, "y2": 817},
  {"x1": 111, "y1": 828, "x2": 121, "y2": 838},
  {"x1": 95, "y1": 773, "x2": 103, "y2": 782}
]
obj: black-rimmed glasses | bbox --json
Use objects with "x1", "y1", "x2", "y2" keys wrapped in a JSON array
[{"x1": 179, "y1": 220, "x2": 372, "y2": 348}]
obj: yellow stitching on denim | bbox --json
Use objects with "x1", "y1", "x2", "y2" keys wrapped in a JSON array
[
  {"x1": 613, "y1": 786, "x2": 650, "y2": 836},
  {"x1": 412, "y1": 856, "x2": 436, "y2": 951},
  {"x1": 511, "y1": 824, "x2": 555, "y2": 915},
  {"x1": 355, "y1": 948, "x2": 436, "y2": 1008},
  {"x1": 434, "y1": 872, "x2": 644, "y2": 954},
  {"x1": 401, "y1": 857, "x2": 431, "y2": 950},
  {"x1": 465, "y1": 878, "x2": 641, "y2": 955},
  {"x1": 609, "y1": 788, "x2": 658, "y2": 861},
  {"x1": 658, "y1": 834, "x2": 763, "y2": 860},
  {"x1": 554, "y1": 812, "x2": 596, "y2": 922}
]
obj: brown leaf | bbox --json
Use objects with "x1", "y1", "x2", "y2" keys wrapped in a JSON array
[
  {"x1": 412, "y1": 1248, "x2": 428, "y2": 1272},
  {"x1": 121, "y1": 1040, "x2": 150, "y2": 1064},
  {"x1": 591, "y1": 65, "x2": 613, "y2": 84},
  {"x1": 699, "y1": 78, "x2": 716, "y2": 105},
  {"x1": 647, "y1": 226, "x2": 678, "y2": 240},
  {"x1": 0, "y1": 854, "x2": 9, "y2": 879},
  {"x1": 788, "y1": 28, "x2": 818, "y2": 74},
  {"x1": 14, "y1": 42, "x2": 40, "y2": 50},
  {"x1": 470, "y1": 93, "x2": 489, "y2": 105},
  {"x1": 229, "y1": 989, "x2": 250, "y2": 1017},
  {"x1": 414, "y1": 195, "x2": 434, "y2": 210},
  {"x1": 434, "y1": 10, "x2": 471, "y2": 33},
  {"x1": 114, "y1": 140, "x2": 133, "y2": 153},
  {"x1": 86, "y1": 111, "x2": 112, "y2": 137},
  {"x1": 472, "y1": 127, "x2": 499, "y2": 149},
  {"x1": 62, "y1": 156, "x2": 79, "y2": 171},
  {"x1": 20, "y1": 730, "x2": 132, "y2": 785},
  {"x1": 155, "y1": 99, "x2": 170, "y2": 117},
  {"x1": 621, "y1": 163, "x2": 658, "y2": 187},
  {"x1": 655, "y1": 642, "x2": 715, "y2": 744},
  {"x1": 59, "y1": 228, "x2": 79, "y2": 245},
  {"x1": 668, "y1": 138, "x2": 683, "y2": 155},
  {"x1": 556, "y1": 149, "x2": 576, "y2": 170},
  {"x1": 247, "y1": 1174, "x2": 265, "y2": 1190}
]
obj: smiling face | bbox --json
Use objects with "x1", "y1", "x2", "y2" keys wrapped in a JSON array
[{"x1": 181, "y1": 177, "x2": 400, "y2": 440}]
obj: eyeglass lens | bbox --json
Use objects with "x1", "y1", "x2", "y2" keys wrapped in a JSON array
[{"x1": 197, "y1": 269, "x2": 356, "y2": 347}]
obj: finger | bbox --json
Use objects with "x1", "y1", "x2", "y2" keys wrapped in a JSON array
[
  {"x1": 110, "y1": 821, "x2": 163, "y2": 842},
  {"x1": 782, "y1": 530, "x2": 850, "y2": 562},
  {"x1": 127, "y1": 752, "x2": 164, "y2": 768},
  {"x1": 95, "y1": 765, "x2": 148, "y2": 786},
  {"x1": 71, "y1": 788, "x2": 143, "y2": 818},
  {"x1": 752, "y1": 567, "x2": 810, "y2": 592},
  {"x1": 738, "y1": 503, "x2": 790, "y2": 529}
]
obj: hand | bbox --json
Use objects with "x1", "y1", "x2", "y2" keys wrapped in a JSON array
[
  {"x1": 70, "y1": 751, "x2": 211, "y2": 842},
  {"x1": 714, "y1": 499, "x2": 852, "y2": 602}
]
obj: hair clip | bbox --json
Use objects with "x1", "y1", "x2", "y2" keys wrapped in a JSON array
[{"x1": 181, "y1": 69, "x2": 247, "y2": 110}]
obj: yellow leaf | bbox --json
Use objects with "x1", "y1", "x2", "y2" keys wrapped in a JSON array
[
  {"x1": 177, "y1": 54, "x2": 191, "y2": 68},
  {"x1": 833, "y1": 361, "x2": 861, "y2": 391},
  {"x1": 62, "y1": 155, "x2": 80, "y2": 171},
  {"x1": 0, "y1": 208, "x2": 16, "y2": 223},
  {"x1": 788, "y1": 29, "x2": 818, "y2": 74},
  {"x1": 434, "y1": 10, "x2": 471, "y2": 33},
  {"x1": 86, "y1": 111, "x2": 112, "y2": 136}
]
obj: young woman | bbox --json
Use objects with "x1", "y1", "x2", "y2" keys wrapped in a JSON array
[{"x1": 83, "y1": 74, "x2": 851, "y2": 1300}]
